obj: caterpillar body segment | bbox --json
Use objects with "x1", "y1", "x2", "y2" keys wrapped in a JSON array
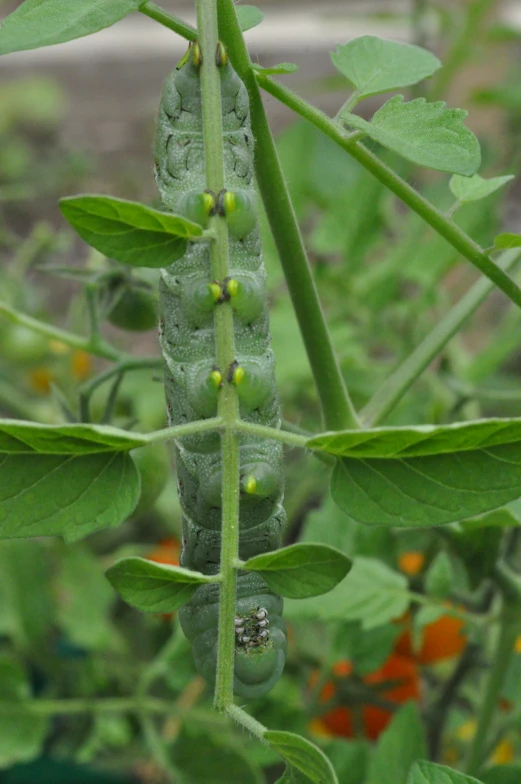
[{"x1": 155, "y1": 45, "x2": 287, "y2": 697}]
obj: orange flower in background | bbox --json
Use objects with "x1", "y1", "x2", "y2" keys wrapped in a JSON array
[
  {"x1": 146, "y1": 538, "x2": 181, "y2": 621},
  {"x1": 398, "y1": 551, "x2": 426, "y2": 576},
  {"x1": 70, "y1": 349, "x2": 92, "y2": 381},
  {"x1": 396, "y1": 611, "x2": 468, "y2": 665},
  {"x1": 29, "y1": 366, "x2": 53, "y2": 394},
  {"x1": 311, "y1": 653, "x2": 421, "y2": 741},
  {"x1": 146, "y1": 537, "x2": 180, "y2": 566}
]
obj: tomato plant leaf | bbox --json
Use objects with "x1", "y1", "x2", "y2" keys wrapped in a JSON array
[
  {"x1": 330, "y1": 443, "x2": 521, "y2": 528},
  {"x1": 243, "y1": 544, "x2": 352, "y2": 599},
  {"x1": 308, "y1": 417, "x2": 521, "y2": 458},
  {"x1": 494, "y1": 232, "x2": 521, "y2": 250},
  {"x1": 343, "y1": 96, "x2": 481, "y2": 175},
  {"x1": 286, "y1": 557, "x2": 410, "y2": 629},
  {"x1": 236, "y1": 5, "x2": 264, "y2": 32},
  {"x1": 0, "y1": 656, "x2": 50, "y2": 767},
  {"x1": 367, "y1": 704, "x2": 426, "y2": 784},
  {"x1": 0, "y1": 0, "x2": 142, "y2": 55},
  {"x1": 265, "y1": 731, "x2": 338, "y2": 784},
  {"x1": 60, "y1": 195, "x2": 203, "y2": 269},
  {"x1": 0, "y1": 419, "x2": 148, "y2": 454},
  {"x1": 408, "y1": 761, "x2": 484, "y2": 784},
  {"x1": 331, "y1": 36, "x2": 441, "y2": 99},
  {"x1": 450, "y1": 173, "x2": 514, "y2": 202},
  {"x1": 0, "y1": 452, "x2": 139, "y2": 540},
  {"x1": 106, "y1": 557, "x2": 216, "y2": 613}
]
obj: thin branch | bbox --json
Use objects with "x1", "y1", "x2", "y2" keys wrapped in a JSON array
[{"x1": 254, "y1": 73, "x2": 521, "y2": 314}]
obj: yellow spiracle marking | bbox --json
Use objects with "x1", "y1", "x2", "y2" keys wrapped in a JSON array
[
  {"x1": 232, "y1": 366, "x2": 245, "y2": 385},
  {"x1": 227, "y1": 279, "x2": 239, "y2": 298},
  {"x1": 223, "y1": 190, "x2": 237, "y2": 214},
  {"x1": 210, "y1": 370, "x2": 223, "y2": 388},
  {"x1": 216, "y1": 42, "x2": 229, "y2": 68},
  {"x1": 193, "y1": 41, "x2": 203, "y2": 68},
  {"x1": 209, "y1": 283, "x2": 222, "y2": 302},
  {"x1": 203, "y1": 191, "x2": 216, "y2": 215},
  {"x1": 243, "y1": 475, "x2": 257, "y2": 495}
]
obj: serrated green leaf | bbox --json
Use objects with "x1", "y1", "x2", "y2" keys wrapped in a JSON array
[
  {"x1": 253, "y1": 62, "x2": 298, "y2": 76},
  {"x1": 407, "y1": 761, "x2": 484, "y2": 784},
  {"x1": 60, "y1": 195, "x2": 202, "y2": 269},
  {"x1": 236, "y1": 5, "x2": 264, "y2": 33},
  {"x1": 286, "y1": 558, "x2": 410, "y2": 629},
  {"x1": 0, "y1": 0, "x2": 141, "y2": 55},
  {"x1": 0, "y1": 656, "x2": 49, "y2": 767},
  {"x1": 244, "y1": 544, "x2": 352, "y2": 599},
  {"x1": 308, "y1": 418, "x2": 521, "y2": 458},
  {"x1": 0, "y1": 419, "x2": 147, "y2": 454},
  {"x1": 494, "y1": 233, "x2": 521, "y2": 250},
  {"x1": 330, "y1": 446, "x2": 521, "y2": 528},
  {"x1": 425, "y1": 552, "x2": 453, "y2": 600},
  {"x1": 450, "y1": 173, "x2": 514, "y2": 203},
  {"x1": 309, "y1": 419, "x2": 521, "y2": 528},
  {"x1": 343, "y1": 96, "x2": 481, "y2": 175},
  {"x1": 0, "y1": 452, "x2": 139, "y2": 540},
  {"x1": 265, "y1": 731, "x2": 338, "y2": 784},
  {"x1": 106, "y1": 557, "x2": 215, "y2": 613},
  {"x1": 367, "y1": 704, "x2": 426, "y2": 784},
  {"x1": 331, "y1": 36, "x2": 441, "y2": 99}
]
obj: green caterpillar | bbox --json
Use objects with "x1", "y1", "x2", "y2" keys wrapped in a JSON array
[{"x1": 154, "y1": 42, "x2": 287, "y2": 698}]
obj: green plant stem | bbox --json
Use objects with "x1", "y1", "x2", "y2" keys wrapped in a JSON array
[
  {"x1": 430, "y1": 0, "x2": 496, "y2": 100},
  {"x1": 0, "y1": 301, "x2": 120, "y2": 361},
  {"x1": 136, "y1": 623, "x2": 188, "y2": 782},
  {"x1": 234, "y1": 420, "x2": 308, "y2": 449},
  {"x1": 196, "y1": 0, "x2": 241, "y2": 713},
  {"x1": 146, "y1": 417, "x2": 223, "y2": 444},
  {"x1": 465, "y1": 605, "x2": 521, "y2": 776},
  {"x1": 254, "y1": 73, "x2": 521, "y2": 313},
  {"x1": 412, "y1": 0, "x2": 429, "y2": 51},
  {"x1": 227, "y1": 704, "x2": 267, "y2": 741},
  {"x1": 218, "y1": 0, "x2": 359, "y2": 432},
  {"x1": 79, "y1": 357, "x2": 163, "y2": 422},
  {"x1": 0, "y1": 697, "x2": 173, "y2": 716},
  {"x1": 360, "y1": 249, "x2": 521, "y2": 426},
  {"x1": 139, "y1": 1, "x2": 197, "y2": 41}
]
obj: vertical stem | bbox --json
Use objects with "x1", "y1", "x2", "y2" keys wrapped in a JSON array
[
  {"x1": 217, "y1": 0, "x2": 359, "y2": 432},
  {"x1": 196, "y1": 0, "x2": 241, "y2": 711},
  {"x1": 360, "y1": 250, "x2": 521, "y2": 426},
  {"x1": 465, "y1": 605, "x2": 520, "y2": 777},
  {"x1": 411, "y1": 0, "x2": 429, "y2": 51}
]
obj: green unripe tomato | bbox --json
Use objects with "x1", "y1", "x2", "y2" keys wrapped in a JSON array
[
  {"x1": 107, "y1": 285, "x2": 158, "y2": 332},
  {"x1": 1, "y1": 325, "x2": 50, "y2": 364},
  {"x1": 131, "y1": 442, "x2": 170, "y2": 518}
]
